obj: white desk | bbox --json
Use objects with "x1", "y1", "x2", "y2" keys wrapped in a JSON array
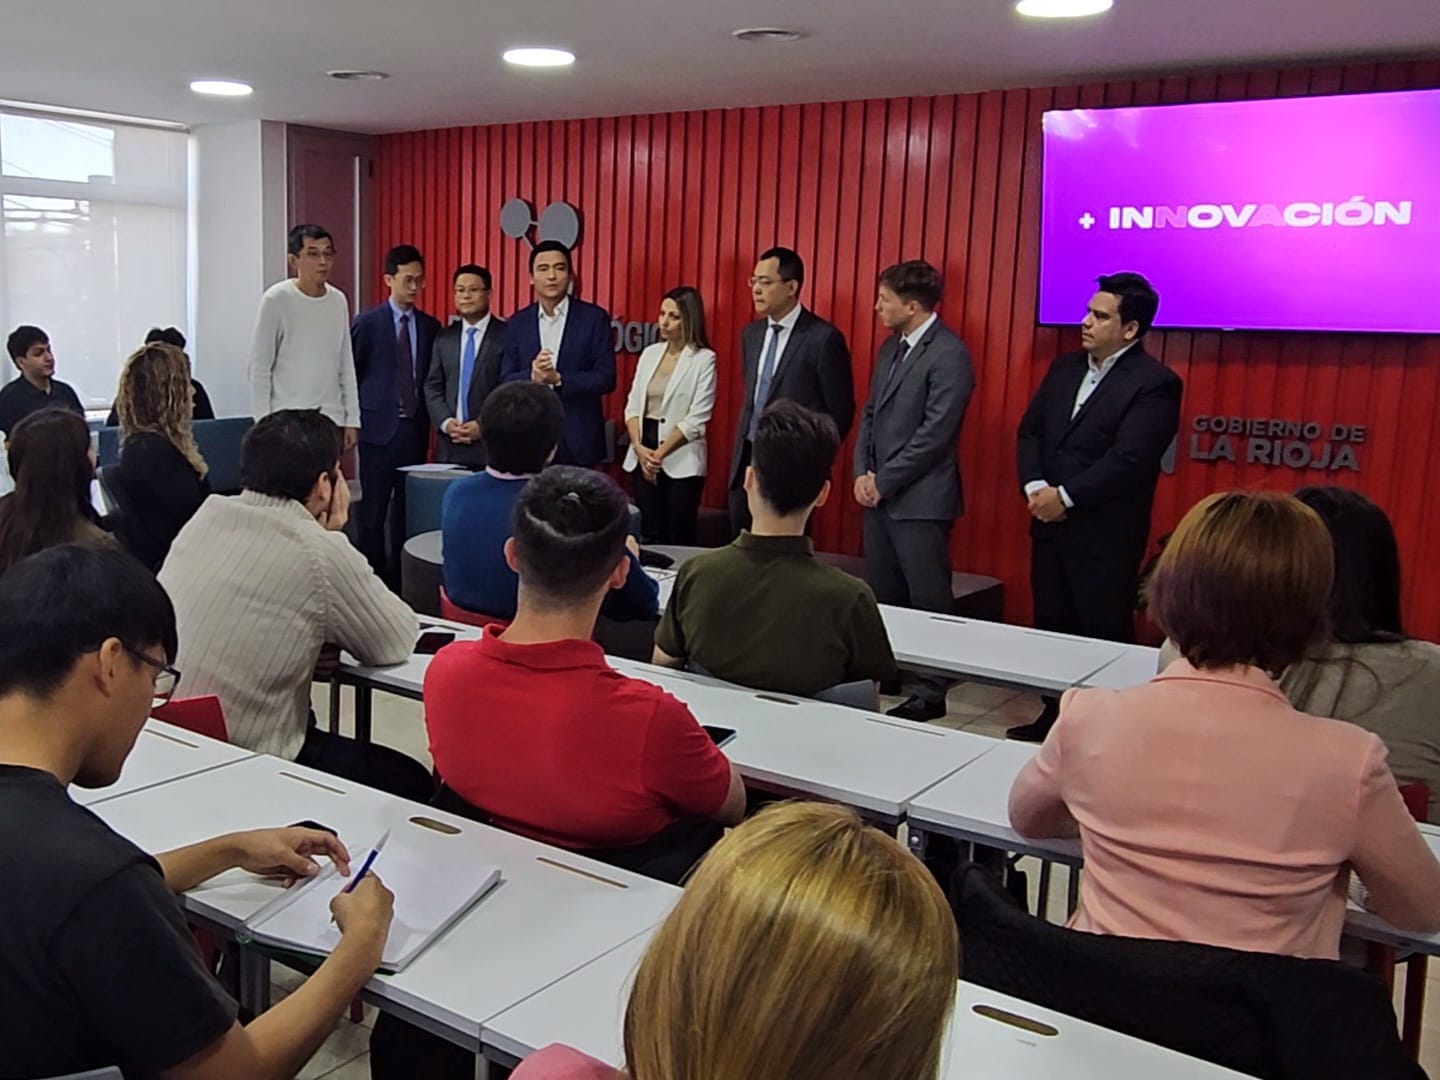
[
  {"x1": 906, "y1": 740, "x2": 1081, "y2": 865},
  {"x1": 92, "y1": 754, "x2": 680, "y2": 1050},
  {"x1": 483, "y1": 934, "x2": 1244, "y2": 1077},
  {"x1": 880, "y1": 607, "x2": 1125, "y2": 692},
  {"x1": 1079, "y1": 645, "x2": 1162, "y2": 690},
  {"x1": 71, "y1": 720, "x2": 254, "y2": 807}
]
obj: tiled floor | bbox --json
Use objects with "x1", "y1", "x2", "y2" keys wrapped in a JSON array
[{"x1": 296, "y1": 680, "x2": 1440, "y2": 1077}]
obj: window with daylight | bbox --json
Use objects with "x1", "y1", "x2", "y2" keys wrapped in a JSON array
[{"x1": 0, "y1": 109, "x2": 188, "y2": 409}]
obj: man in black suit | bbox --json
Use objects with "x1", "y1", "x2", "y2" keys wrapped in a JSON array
[
  {"x1": 352, "y1": 244, "x2": 441, "y2": 584},
  {"x1": 728, "y1": 246, "x2": 854, "y2": 533},
  {"x1": 424, "y1": 264, "x2": 506, "y2": 469},
  {"x1": 855, "y1": 261, "x2": 975, "y2": 721},
  {"x1": 1010, "y1": 271, "x2": 1183, "y2": 741}
]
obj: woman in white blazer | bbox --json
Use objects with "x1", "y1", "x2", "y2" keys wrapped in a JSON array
[{"x1": 623, "y1": 286, "x2": 717, "y2": 544}]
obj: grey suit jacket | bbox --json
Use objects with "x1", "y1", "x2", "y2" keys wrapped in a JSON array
[
  {"x1": 424, "y1": 315, "x2": 507, "y2": 467},
  {"x1": 854, "y1": 318, "x2": 974, "y2": 521}
]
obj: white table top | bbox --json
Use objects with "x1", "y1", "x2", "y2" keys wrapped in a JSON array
[
  {"x1": 906, "y1": 739, "x2": 1082, "y2": 865},
  {"x1": 71, "y1": 719, "x2": 254, "y2": 806},
  {"x1": 880, "y1": 607, "x2": 1125, "y2": 692},
  {"x1": 92, "y1": 754, "x2": 680, "y2": 1045},
  {"x1": 484, "y1": 933, "x2": 1244, "y2": 1077},
  {"x1": 1078, "y1": 645, "x2": 1162, "y2": 690}
]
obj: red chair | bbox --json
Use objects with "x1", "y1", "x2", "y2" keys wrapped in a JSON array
[
  {"x1": 439, "y1": 587, "x2": 510, "y2": 631},
  {"x1": 151, "y1": 695, "x2": 229, "y2": 742},
  {"x1": 1368, "y1": 781, "x2": 1430, "y2": 1057}
]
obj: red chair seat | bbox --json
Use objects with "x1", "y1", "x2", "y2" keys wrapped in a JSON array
[
  {"x1": 151, "y1": 695, "x2": 228, "y2": 742},
  {"x1": 439, "y1": 587, "x2": 510, "y2": 630}
]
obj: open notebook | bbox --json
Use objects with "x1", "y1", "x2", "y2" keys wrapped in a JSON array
[{"x1": 237, "y1": 830, "x2": 502, "y2": 973}]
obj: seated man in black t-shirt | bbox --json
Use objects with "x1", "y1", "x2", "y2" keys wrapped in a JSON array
[
  {"x1": 0, "y1": 543, "x2": 396, "y2": 1080},
  {"x1": 0, "y1": 324, "x2": 85, "y2": 439}
]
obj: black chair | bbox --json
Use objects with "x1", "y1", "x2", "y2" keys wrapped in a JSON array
[{"x1": 951, "y1": 863, "x2": 1424, "y2": 1080}]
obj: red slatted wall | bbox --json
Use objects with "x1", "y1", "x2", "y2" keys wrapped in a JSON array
[{"x1": 373, "y1": 59, "x2": 1440, "y2": 639}]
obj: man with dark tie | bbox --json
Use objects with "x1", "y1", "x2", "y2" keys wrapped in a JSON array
[
  {"x1": 727, "y1": 246, "x2": 854, "y2": 534},
  {"x1": 855, "y1": 261, "x2": 974, "y2": 722},
  {"x1": 1010, "y1": 271, "x2": 1183, "y2": 742},
  {"x1": 498, "y1": 240, "x2": 615, "y2": 467},
  {"x1": 352, "y1": 244, "x2": 441, "y2": 584},
  {"x1": 425, "y1": 264, "x2": 507, "y2": 469}
]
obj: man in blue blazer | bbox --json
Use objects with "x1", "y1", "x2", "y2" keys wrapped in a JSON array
[
  {"x1": 352, "y1": 243, "x2": 441, "y2": 584},
  {"x1": 499, "y1": 240, "x2": 615, "y2": 467}
]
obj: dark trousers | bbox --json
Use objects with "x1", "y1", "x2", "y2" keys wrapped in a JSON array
[
  {"x1": 865, "y1": 511, "x2": 954, "y2": 708},
  {"x1": 1030, "y1": 530, "x2": 1139, "y2": 644},
  {"x1": 728, "y1": 440, "x2": 753, "y2": 536},
  {"x1": 294, "y1": 724, "x2": 435, "y2": 804},
  {"x1": 633, "y1": 419, "x2": 704, "y2": 544},
  {"x1": 358, "y1": 416, "x2": 429, "y2": 586}
]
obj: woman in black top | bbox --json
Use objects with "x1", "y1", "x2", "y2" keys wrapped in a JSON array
[
  {"x1": 113, "y1": 342, "x2": 210, "y2": 570},
  {"x1": 0, "y1": 409, "x2": 112, "y2": 576}
]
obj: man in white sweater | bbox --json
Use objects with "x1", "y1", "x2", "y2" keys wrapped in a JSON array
[
  {"x1": 159, "y1": 410, "x2": 430, "y2": 799},
  {"x1": 248, "y1": 224, "x2": 361, "y2": 450}
]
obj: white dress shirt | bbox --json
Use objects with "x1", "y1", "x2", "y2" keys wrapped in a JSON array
[
  {"x1": 1025, "y1": 341, "x2": 1138, "y2": 509},
  {"x1": 538, "y1": 297, "x2": 568, "y2": 358},
  {"x1": 900, "y1": 312, "x2": 939, "y2": 354},
  {"x1": 752, "y1": 302, "x2": 805, "y2": 408}
]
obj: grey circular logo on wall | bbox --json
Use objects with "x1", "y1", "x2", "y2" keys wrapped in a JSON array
[{"x1": 499, "y1": 198, "x2": 581, "y2": 249}]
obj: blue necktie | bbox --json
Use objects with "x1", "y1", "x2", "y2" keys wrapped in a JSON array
[
  {"x1": 458, "y1": 326, "x2": 478, "y2": 423},
  {"x1": 749, "y1": 322, "x2": 784, "y2": 439}
]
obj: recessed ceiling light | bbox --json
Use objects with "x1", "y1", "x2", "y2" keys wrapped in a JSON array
[
  {"x1": 732, "y1": 27, "x2": 806, "y2": 43},
  {"x1": 502, "y1": 48, "x2": 576, "y2": 68},
  {"x1": 1015, "y1": 0, "x2": 1113, "y2": 17},
  {"x1": 328, "y1": 69, "x2": 390, "y2": 81},
  {"x1": 189, "y1": 79, "x2": 253, "y2": 97}
]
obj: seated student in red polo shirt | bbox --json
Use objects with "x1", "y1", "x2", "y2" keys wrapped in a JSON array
[{"x1": 424, "y1": 465, "x2": 747, "y2": 851}]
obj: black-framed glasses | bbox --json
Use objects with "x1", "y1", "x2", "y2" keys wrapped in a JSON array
[{"x1": 124, "y1": 644, "x2": 180, "y2": 704}]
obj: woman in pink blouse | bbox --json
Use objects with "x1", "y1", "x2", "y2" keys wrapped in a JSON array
[{"x1": 1009, "y1": 490, "x2": 1440, "y2": 960}]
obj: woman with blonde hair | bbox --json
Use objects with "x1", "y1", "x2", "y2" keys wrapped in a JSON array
[
  {"x1": 112, "y1": 341, "x2": 209, "y2": 570},
  {"x1": 513, "y1": 800, "x2": 959, "y2": 1080},
  {"x1": 1010, "y1": 490, "x2": 1440, "y2": 959}
]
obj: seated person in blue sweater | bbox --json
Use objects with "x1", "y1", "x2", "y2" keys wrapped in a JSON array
[{"x1": 441, "y1": 381, "x2": 658, "y2": 621}]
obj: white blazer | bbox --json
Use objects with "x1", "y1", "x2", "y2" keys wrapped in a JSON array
[{"x1": 622, "y1": 342, "x2": 717, "y2": 479}]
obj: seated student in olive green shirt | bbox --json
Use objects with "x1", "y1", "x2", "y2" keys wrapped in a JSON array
[{"x1": 653, "y1": 401, "x2": 897, "y2": 699}]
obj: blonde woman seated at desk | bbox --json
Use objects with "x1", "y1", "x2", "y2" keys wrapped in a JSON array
[
  {"x1": 1010, "y1": 490, "x2": 1440, "y2": 960},
  {"x1": 511, "y1": 801, "x2": 958, "y2": 1080}
]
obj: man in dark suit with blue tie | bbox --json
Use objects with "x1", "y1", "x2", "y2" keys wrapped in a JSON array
[
  {"x1": 728, "y1": 246, "x2": 855, "y2": 533},
  {"x1": 352, "y1": 244, "x2": 441, "y2": 583},
  {"x1": 424, "y1": 264, "x2": 507, "y2": 469},
  {"x1": 498, "y1": 240, "x2": 615, "y2": 467}
]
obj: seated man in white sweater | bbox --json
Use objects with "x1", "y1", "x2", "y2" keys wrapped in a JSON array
[{"x1": 159, "y1": 409, "x2": 430, "y2": 799}]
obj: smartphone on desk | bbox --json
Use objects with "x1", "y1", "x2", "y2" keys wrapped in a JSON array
[
  {"x1": 415, "y1": 630, "x2": 457, "y2": 655},
  {"x1": 703, "y1": 725, "x2": 737, "y2": 748}
]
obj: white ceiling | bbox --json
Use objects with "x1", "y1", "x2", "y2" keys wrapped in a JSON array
[{"x1": 6, "y1": 0, "x2": 1440, "y2": 132}]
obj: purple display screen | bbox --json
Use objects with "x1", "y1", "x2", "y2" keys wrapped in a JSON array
[{"x1": 1039, "y1": 90, "x2": 1440, "y2": 334}]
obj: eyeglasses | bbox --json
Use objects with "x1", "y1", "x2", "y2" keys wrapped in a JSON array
[
  {"x1": 749, "y1": 276, "x2": 785, "y2": 288},
  {"x1": 124, "y1": 644, "x2": 181, "y2": 704}
]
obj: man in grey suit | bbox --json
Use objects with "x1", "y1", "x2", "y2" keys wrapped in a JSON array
[
  {"x1": 424, "y1": 264, "x2": 507, "y2": 468},
  {"x1": 855, "y1": 260, "x2": 975, "y2": 721}
]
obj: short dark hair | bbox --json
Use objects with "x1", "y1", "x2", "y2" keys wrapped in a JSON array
[
  {"x1": 454, "y1": 264, "x2": 493, "y2": 289},
  {"x1": 663, "y1": 285, "x2": 711, "y2": 350},
  {"x1": 7, "y1": 325, "x2": 48, "y2": 362},
  {"x1": 288, "y1": 224, "x2": 333, "y2": 256},
  {"x1": 1295, "y1": 486, "x2": 1405, "y2": 644},
  {"x1": 879, "y1": 261, "x2": 943, "y2": 311},
  {"x1": 1096, "y1": 272, "x2": 1160, "y2": 336},
  {"x1": 529, "y1": 240, "x2": 571, "y2": 274},
  {"x1": 240, "y1": 409, "x2": 342, "y2": 502},
  {"x1": 480, "y1": 382, "x2": 563, "y2": 475},
  {"x1": 144, "y1": 326, "x2": 186, "y2": 350},
  {"x1": 384, "y1": 244, "x2": 424, "y2": 276},
  {"x1": 751, "y1": 401, "x2": 840, "y2": 516},
  {"x1": 1148, "y1": 491, "x2": 1332, "y2": 673},
  {"x1": 759, "y1": 247, "x2": 804, "y2": 287},
  {"x1": 512, "y1": 466, "x2": 630, "y2": 607},
  {"x1": 0, "y1": 544, "x2": 177, "y2": 699}
]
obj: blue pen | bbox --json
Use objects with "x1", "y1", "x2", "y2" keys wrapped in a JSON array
[{"x1": 342, "y1": 829, "x2": 390, "y2": 893}]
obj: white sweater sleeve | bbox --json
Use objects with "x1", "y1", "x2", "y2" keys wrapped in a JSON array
[
  {"x1": 319, "y1": 531, "x2": 417, "y2": 665},
  {"x1": 248, "y1": 291, "x2": 282, "y2": 420}
]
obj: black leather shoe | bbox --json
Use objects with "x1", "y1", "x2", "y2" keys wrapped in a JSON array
[
  {"x1": 1004, "y1": 718, "x2": 1053, "y2": 743},
  {"x1": 886, "y1": 695, "x2": 946, "y2": 722}
]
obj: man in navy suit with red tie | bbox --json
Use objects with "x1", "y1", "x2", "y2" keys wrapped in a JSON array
[{"x1": 352, "y1": 244, "x2": 441, "y2": 584}]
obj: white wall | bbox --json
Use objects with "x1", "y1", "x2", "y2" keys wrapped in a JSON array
[{"x1": 189, "y1": 120, "x2": 287, "y2": 417}]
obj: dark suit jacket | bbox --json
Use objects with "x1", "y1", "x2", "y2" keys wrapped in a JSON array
[
  {"x1": 854, "y1": 319, "x2": 974, "y2": 521},
  {"x1": 352, "y1": 302, "x2": 441, "y2": 447},
  {"x1": 498, "y1": 298, "x2": 615, "y2": 466},
  {"x1": 728, "y1": 307, "x2": 854, "y2": 489},
  {"x1": 1016, "y1": 345, "x2": 1183, "y2": 557},
  {"x1": 424, "y1": 315, "x2": 507, "y2": 467}
]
